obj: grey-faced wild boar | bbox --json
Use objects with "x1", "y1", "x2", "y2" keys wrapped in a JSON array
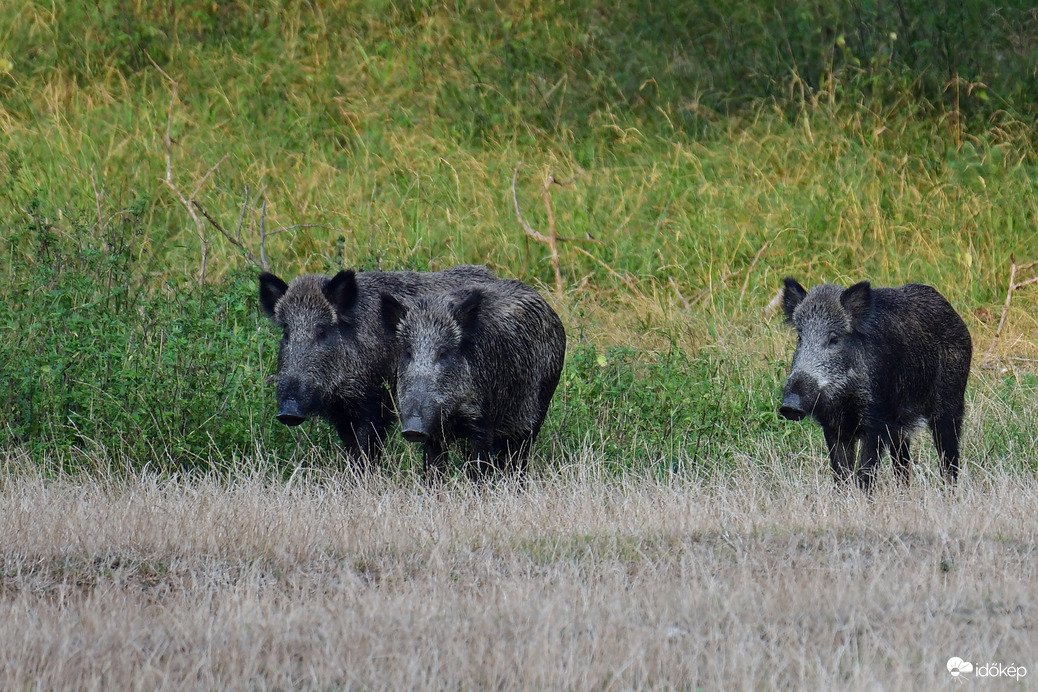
[
  {"x1": 380, "y1": 279, "x2": 566, "y2": 481},
  {"x1": 778, "y1": 277, "x2": 971, "y2": 491},
  {"x1": 258, "y1": 265, "x2": 496, "y2": 468}
]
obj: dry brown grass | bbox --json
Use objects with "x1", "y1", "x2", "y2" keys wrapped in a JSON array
[{"x1": 1, "y1": 447, "x2": 1035, "y2": 691}]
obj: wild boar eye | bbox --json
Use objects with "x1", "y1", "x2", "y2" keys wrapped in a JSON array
[
  {"x1": 435, "y1": 348, "x2": 449, "y2": 363},
  {"x1": 827, "y1": 333, "x2": 841, "y2": 347},
  {"x1": 315, "y1": 325, "x2": 328, "y2": 341}
]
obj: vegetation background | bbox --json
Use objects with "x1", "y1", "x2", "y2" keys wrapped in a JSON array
[
  {"x1": 2, "y1": 0, "x2": 1036, "y2": 475},
  {"x1": 1, "y1": 1, "x2": 1037, "y2": 687}
]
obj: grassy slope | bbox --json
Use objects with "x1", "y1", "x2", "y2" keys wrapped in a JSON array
[
  {"x1": 0, "y1": 1, "x2": 1036, "y2": 471},
  {"x1": 3, "y1": 2, "x2": 1036, "y2": 301}
]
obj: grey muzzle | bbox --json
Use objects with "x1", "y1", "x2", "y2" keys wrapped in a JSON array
[
  {"x1": 401, "y1": 415, "x2": 430, "y2": 443},
  {"x1": 779, "y1": 391, "x2": 807, "y2": 421},
  {"x1": 276, "y1": 398, "x2": 307, "y2": 426}
]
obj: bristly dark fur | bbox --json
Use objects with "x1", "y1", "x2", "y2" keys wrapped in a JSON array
[
  {"x1": 779, "y1": 277, "x2": 972, "y2": 492},
  {"x1": 382, "y1": 279, "x2": 566, "y2": 482},
  {"x1": 257, "y1": 265, "x2": 497, "y2": 470}
]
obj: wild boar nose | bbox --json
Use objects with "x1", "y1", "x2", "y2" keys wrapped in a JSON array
[
  {"x1": 779, "y1": 392, "x2": 807, "y2": 421},
  {"x1": 401, "y1": 416, "x2": 430, "y2": 443},
  {"x1": 276, "y1": 399, "x2": 307, "y2": 426}
]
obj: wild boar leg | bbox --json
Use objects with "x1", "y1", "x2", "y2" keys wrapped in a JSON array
[
  {"x1": 823, "y1": 428, "x2": 856, "y2": 486},
  {"x1": 931, "y1": 415, "x2": 963, "y2": 485}
]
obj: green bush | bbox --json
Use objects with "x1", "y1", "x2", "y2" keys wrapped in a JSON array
[
  {"x1": 0, "y1": 194, "x2": 791, "y2": 475},
  {"x1": 550, "y1": 344, "x2": 789, "y2": 472},
  {"x1": 0, "y1": 194, "x2": 293, "y2": 473},
  {"x1": 3, "y1": 194, "x2": 778, "y2": 473}
]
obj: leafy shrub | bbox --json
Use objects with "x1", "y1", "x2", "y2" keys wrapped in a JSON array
[
  {"x1": 0, "y1": 194, "x2": 297, "y2": 474},
  {"x1": 550, "y1": 344, "x2": 788, "y2": 473},
  {"x1": 1, "y1": 193, "x2": 789, "y2": 475}
]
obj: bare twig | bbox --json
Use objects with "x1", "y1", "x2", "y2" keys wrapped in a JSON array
[
  {"x1": 259, "y1": 199, "x2": 268, "y2": 271},
  {"x1": 512, "y1": 163, "x2": 550, "y2": 243},
  {"x1": 513, "y1": 163, "x2": 561, "y2": 295},
  {"x1": 147, "y1": 49, "x2": 227, "y2": 285},
  {"x1": 511, "y1": 162, "x2": 596, "y2": 297},
  {"x1": 192, "y1": 200, "x2": 260, "y2": 267},
  {"x1": 190, "y1": 153, "x2": 229, "y2": 200},
  {"x1": 987, "y1": 254, "x2": 1038, "y2": 357},
  {"x1": 540, "y1": 171, "x2": 563, "y2": 296},
  {"x1": 235, "y1": 187, "x2": 249, "y2": 243},
  {"x1": 572, "y1": 246, "x2": 646, "y2": 300},
  {"x1": 669, "y1": 276, "x2": 691, "y2": 311}
]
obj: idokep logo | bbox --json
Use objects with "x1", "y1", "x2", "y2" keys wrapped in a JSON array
[
  {"x1": 947, "y1": 657, "x2": 973, "y2": 678},
  {"x1": 946, "y1": 656, "x2": 1028, "y2": 681}
]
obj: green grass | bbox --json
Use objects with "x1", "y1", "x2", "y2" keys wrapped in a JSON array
[{"x1": 1, "y1": 0, "x2": 1036, "y2": 473}]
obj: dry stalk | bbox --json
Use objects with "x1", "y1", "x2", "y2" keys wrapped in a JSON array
[
  {"x1": 193, "y1": 188, "x2": 321, "y2": 273},
  {"x1": 572, "y1": 246, "x2": 646, "y2": 301},
  {"x1": 668, "y1": 276, "x2": 691, "y2": 311},
  {"x1": 90, "y1": 165, "x2": 104, "y2": 236},
  {"x1": 987, "y1": 254, "x2": 1038, "y2": 357},
  {"x1": 146, "y1": 53, "x2": 327, "y2": 276},
  {"x1": 511, "y1": 161, "x2": 601, "y2": 297},
  {"x1": 192, "y1": 199, "x2": 260, "y2": 268},
  {"x1": 146, "y1": 50, "x2": 226, "y2": 285}
]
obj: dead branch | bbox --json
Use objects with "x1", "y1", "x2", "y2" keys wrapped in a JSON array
[
  {"x1": 539, "y1": 169, "x2": 563, "y2": 295},
  {"x1": 571, "y1": 245, "x2": 647, "y2": 301},
  {"x1": 669, "y1": 276, "x2": 691, "y2": 311},
  {"x1": 147, "y1": 49, "x2": 226, "y2": 286},
  {"x1": 987, "y1": 254, "x2": 1038, "y2": 357},
  {"x1": 739, "y1": 240, "x2": 772, "y2": 301},
  {"x1": 192, "y1": 200, "x2": 260, "y2": 268},
  {"x1": 511, "y1": 162, "x2": 596, "y2": 297},
  {"x1": 235, "y1": 186, "x2": 249, "y2": 242},
  {"x1": 260, "y1": 199, "x2": 268, "y2": 271},
  {"x1": 190, "y1": 153, "x2": 229, "y2": 200},
  {"x1": 512, "y1": 163, "x2": 551, "y2": 245}
]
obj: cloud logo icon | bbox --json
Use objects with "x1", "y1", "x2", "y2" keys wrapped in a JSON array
[{"x1": 947, "y1": 657, "x2": 974, "y2": 676}]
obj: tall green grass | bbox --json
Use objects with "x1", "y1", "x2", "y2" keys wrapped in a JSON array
[{"x1": 1, "y1": 1, "x2": 1036, "y2": 472}]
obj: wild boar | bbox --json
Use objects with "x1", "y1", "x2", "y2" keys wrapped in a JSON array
[
  {"x1": 380, "y1": 279, "x2": 566, "y2": 481},
  {"x1": 258, "y1": 265, "x2": 496, "y2": 468},
  {"x1": 779, "y1": 277, "x2": 971, "y2": 491}
]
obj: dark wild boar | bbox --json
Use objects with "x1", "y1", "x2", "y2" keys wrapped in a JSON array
[
  {"x1": 258, "y1": 265, "x2": 496, "y2": 468},
  {"x1": 380, "y1": 280, "x2": 566, "y2": 482},
  {"x1": 778, "y1": 277, "x2": 971, "y2": 491}
]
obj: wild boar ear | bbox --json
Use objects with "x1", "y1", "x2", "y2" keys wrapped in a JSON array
[
  {"x1": 452, "y1": 289, "x2": 483, "y2": 332},
  {"x1": 840, "y1": 281, "x2": 872, "y2": 329},
  {"x1": 324, "y1": 270, "x2": 359, "y2": 318},
  {"x1": 258, "y1": 272, "x2": 289, "y2": 318},
  {"x1": 781, "y1": 277, "x2": 807, "y2": 324},
  {"x1": 380, "y1": 293, "x2": 408, "y2": 334}
]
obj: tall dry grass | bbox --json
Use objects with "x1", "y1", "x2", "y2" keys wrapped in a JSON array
[{"x1": 1, "y1": 446, "x2": 1034, "y2": 691}]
